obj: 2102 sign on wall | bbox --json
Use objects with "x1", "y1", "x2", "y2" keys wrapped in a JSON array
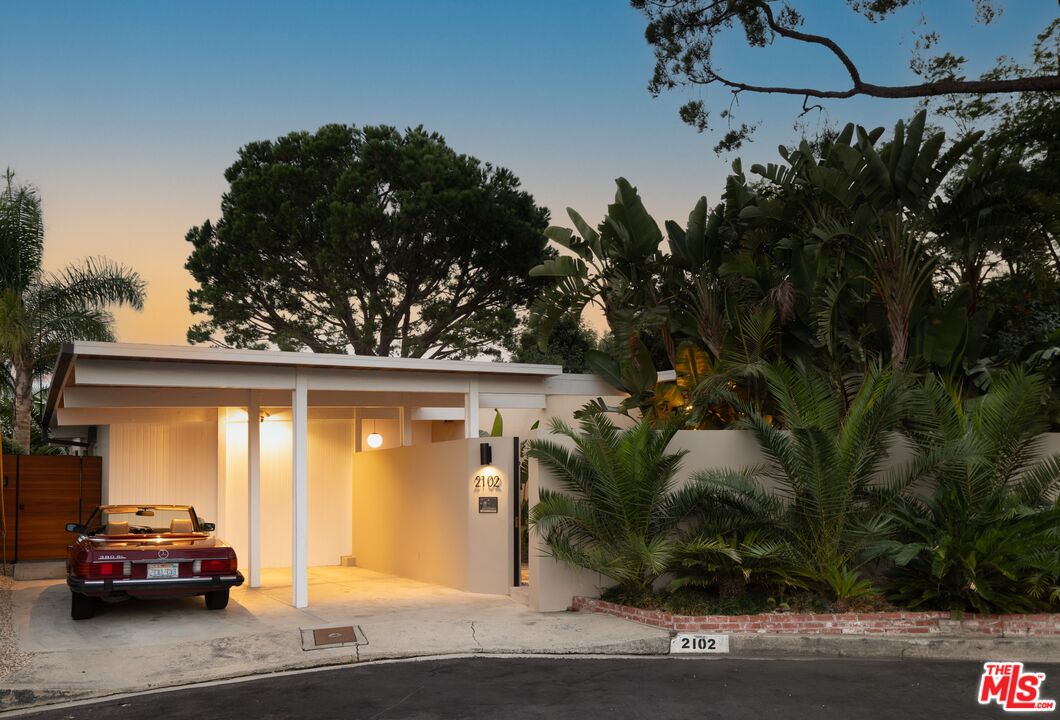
[{"x1": 474, "y1": 475, "x2": 502, "y2": 491}]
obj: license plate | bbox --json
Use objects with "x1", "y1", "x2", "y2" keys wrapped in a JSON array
[
  {"x1": 146, "y1": 563, "x2": 179, "y2": 579},
  {"x1": 671, "y1": 633, "x2": 729, "y2": 654}
]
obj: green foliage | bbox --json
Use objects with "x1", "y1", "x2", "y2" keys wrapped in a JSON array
[
  {"x1": 868, "y1": 369, "x2": 1060, "y2": 613},
  {"x1": 478, "y1": 410, "x2": 504, "y2": 438},
  {"x1": 751, "y1": 111, "x2": 980, "y2": 369},
  {"x1": 659, "y1": 588, "x2": 781, "y2": 617},
  {"x1": 2, "y1": 434, "x2": 26, "y2": 455},
  {"x1": 530, "y1": 178, "x2": 672, "y2": 364},
  {"x1": 633, "y1": 0, "x2": 1058, "y2": 152},
  {"x1": 508, "y1": 314, "x2": 597, "y2": 373},
  {"x1": 0, "y1": 170, "x2": 144, "y2": 451},
  {"x1": 584, "y1": 339, "x2": 660, "y2": 418},
  {"x1": 688, "y1": 361, "x2": 911, "y2": 599},
  {"x1": 185, "y1": 124, "x2": 550, "y2": 359},
  {"x1": 528, "y1": 412, "x2": 709, "y2": 593},
  {"x1": 874, "y1": 507, "x2": 1060, "y2": 614},
  {"x1": 539, "y1": 108, "x2": 1060, "y2": 432},
  {"x1": 667, "y1": 531, "x2": 792, "y2": 596}
]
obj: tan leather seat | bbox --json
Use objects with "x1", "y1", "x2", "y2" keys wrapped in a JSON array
[
  {"x1": 105, "y1": 521, "x2": 129, "y2": 536},
  {"x1": 170, "y1": 518, "x2": 194, "y2": 533}
]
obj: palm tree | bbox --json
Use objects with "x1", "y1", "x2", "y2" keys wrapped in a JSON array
[
  {"x1": 0, "y1": 171, "x2": 145, "y2": 451},
  {"x1": 527, "y1": 413, "x2": 709, "y2": 595},
  {"x1": 752, "y1": 111, "x2": 980, "y2": 368},
  {"x1": 691, "y1": 361, "x2": 912, "y2": 599}
]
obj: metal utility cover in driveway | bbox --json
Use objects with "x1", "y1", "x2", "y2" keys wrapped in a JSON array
[{"x1": 300, "y1": 625, "x2": 368, "y2": 651}]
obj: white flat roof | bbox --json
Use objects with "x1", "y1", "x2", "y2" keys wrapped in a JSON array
[
  {"x1": 44, "y1": 342, "x2": 576, "y2": 428},
  {"x1": 60, "y1": 341, "x2": 562, "y2": 376}
]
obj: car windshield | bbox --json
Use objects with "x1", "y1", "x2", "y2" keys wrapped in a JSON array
[{"x1": 84, "y1": 506, "x2": 200, "y2": 536}]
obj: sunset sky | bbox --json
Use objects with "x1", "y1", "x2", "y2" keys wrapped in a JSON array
[{"x1": 2, "y1": 1, "x2": 1053, "y2": 346}]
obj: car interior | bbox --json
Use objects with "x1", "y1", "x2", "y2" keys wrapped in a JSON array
[{"x1": 84, "y1": 508, "x2": 202, "y2": 536}]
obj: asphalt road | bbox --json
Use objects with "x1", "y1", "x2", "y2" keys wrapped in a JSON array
[{"x1": 18, "y1": 657, "x2": 1060, "y2": 719}]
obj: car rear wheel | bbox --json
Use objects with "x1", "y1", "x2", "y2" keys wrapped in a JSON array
[
  {"x1": 71, "y1": 592, "x2": 96, "y2": 620},
  {"x1": 204, "y1": 588, "x2": 230, "y2": 610}
]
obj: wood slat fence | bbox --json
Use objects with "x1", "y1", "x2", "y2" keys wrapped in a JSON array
[{"x1": 1, "y1": 454, "x2": 102, "y2": 563}]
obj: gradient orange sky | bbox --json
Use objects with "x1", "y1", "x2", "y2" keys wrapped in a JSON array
[{"x1": 3, "y1": 1, "x2": 1051, "y2": 348}]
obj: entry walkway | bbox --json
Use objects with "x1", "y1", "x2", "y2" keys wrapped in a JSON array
[{"x1": 3, "y1": 567, "x2": 668, "y2": 710}]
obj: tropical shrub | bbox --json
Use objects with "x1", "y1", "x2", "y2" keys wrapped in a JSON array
[
  {"x1": 528, "y1": 413, "x2": 708, "y2": 594},
  {"x1": 868, "y1": 370, "x2": 1060, "y2": 613},
  {"x1": 687, "y1": 361, "x2": 912, "y2": 600},
  {"x1": 532, "y1": 111, "x2": 1060, "y2": 429},
  {"x1": 667, "y1": 531, "x2": 791, "y2": 597}
]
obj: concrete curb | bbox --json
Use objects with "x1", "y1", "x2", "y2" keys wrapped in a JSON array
[
  {"x1": 725, "y1": 633, "x2": 1060, "y2": 663},
  {"x1": 0, "y1": 633, "x2": 670, "y2": 714}
]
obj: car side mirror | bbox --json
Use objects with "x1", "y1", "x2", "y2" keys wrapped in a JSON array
[
  {"x1": 65, "y1": 523, "x2": 83, "y2": 533},
  {"x1": 201, "y1": 522, "x2": 215, "y2": 532}
]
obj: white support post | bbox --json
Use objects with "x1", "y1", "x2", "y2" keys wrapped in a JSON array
[
  {"x1": 464, "y1": 377, "x2": 480, "y2": 438},
  {"x1": 291, "y1": 371, "x2": 309, "y2": 608},
  {"x1": 215, "y1": 408, "x2": 227, "y2": 542},
  {"x1": 247, "y1": 389, "x2": 261, "y2": 589},
  {"x1": 400, "y1": 406, "x2": 413, "y2": 446}
]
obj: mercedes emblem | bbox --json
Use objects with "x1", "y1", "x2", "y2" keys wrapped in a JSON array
[{"x1": 158, "y1": 549, "x2": 170, "y2": 559}]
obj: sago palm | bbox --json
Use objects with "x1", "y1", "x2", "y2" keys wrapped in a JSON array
[
  {"x1": 528, "y1": 413, "x2": 708, "y2": 594},
  {"x1": 690, "y1": 361, "x2": 912, "y2": 599},
  {"x1": 0, "y1": 171, "x2": 145, "y2": 450},
  {"x1": 869, "y1": 369, "x2": 1060, "y2": 613}
]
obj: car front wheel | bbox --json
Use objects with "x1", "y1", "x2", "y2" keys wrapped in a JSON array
[
  {"x1": 71, "y1": 592, "x2": 96, "y2": 620},
  {"x1": 204, "y1": 588, "x2": 230, "y2": 610}
]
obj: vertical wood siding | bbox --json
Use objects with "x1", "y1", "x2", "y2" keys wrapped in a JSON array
[{"x1": 106, "y1": 409, "x2": 219, "y2": 524}]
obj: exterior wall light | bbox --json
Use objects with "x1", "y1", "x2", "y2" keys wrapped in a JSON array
[{"x1": 479, "y1": 442, "x2": 492, "y2": 465}]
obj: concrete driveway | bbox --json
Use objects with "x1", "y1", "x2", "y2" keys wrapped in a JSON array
[{"x1": 2, "y1": 567, "x2": 667, "y2": 710}]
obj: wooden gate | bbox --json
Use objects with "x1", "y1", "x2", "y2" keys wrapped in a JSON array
[{"x1": 1, "y1": 455, "x2": 102, "y2": 563}]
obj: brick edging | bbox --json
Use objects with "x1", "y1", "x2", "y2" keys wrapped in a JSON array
[{"x1": 571, "y1": 597, "x2": 1060, "y2": 637}]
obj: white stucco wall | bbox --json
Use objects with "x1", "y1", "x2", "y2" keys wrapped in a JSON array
[{"x1": 350, "y1": 437, "x2": 515, "y2": 595}]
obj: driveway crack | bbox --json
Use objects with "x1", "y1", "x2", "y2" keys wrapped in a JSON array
[{"x1": 470, "y1": 621, "x2": 481, "y2": 649}]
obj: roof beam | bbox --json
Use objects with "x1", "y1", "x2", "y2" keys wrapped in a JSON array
[{"x1": 410, "y1": 407, "x2": 465, "y2": 421}]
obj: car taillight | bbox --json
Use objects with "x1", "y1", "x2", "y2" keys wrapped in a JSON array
[
  {"x1": 81, "y1": 561, "x2": 131, "y2": 578},
  {"x1": 196, "y1": 558, "x2": 235, "y2": 574}
]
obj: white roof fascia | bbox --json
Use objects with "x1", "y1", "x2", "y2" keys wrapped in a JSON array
[{"x1": 65, "y1": 341, "x2": 561, "y2": 376}]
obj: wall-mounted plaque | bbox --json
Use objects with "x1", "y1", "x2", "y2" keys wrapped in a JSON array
[{"x1": 478, "y1": 497, "x2": 499, "y2": 514}]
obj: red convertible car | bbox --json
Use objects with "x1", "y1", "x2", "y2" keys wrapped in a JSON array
[{"x1": 65, "y1": 504, "x2": 244, "y2": 620}]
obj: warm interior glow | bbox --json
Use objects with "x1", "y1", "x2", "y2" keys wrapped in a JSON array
[{"x1": 366, "y1": 432, "x2": 384, "y2": 449}]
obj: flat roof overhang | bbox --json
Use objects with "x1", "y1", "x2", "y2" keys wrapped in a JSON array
[{"x1": 45, "y1": 341, "x2": 614, "y2": 428}]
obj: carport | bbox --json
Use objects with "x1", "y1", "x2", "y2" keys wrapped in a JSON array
[{"x1": 43, "y1": 342, "x2": 614, "y2": 608}]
